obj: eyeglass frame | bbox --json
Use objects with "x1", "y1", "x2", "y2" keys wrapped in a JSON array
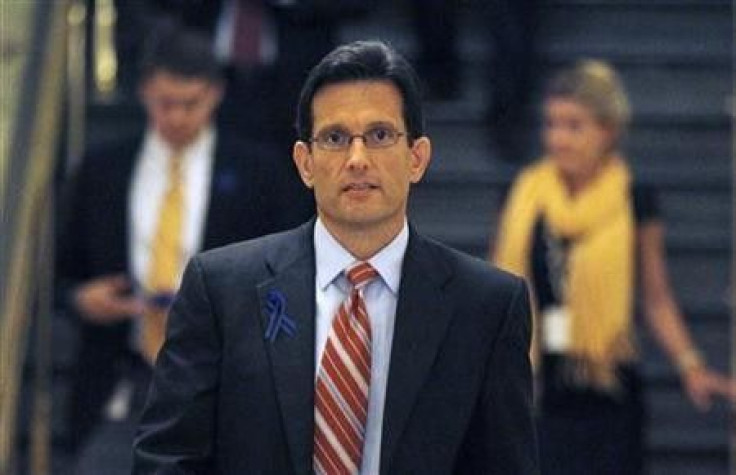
[{"x1": 308, "y1": 124, "x2": 407, "y2": 152}]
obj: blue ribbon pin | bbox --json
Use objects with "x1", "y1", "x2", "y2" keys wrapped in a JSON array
[{"x1": 264, "y1": 290, "x2": 297, "y2": 343}]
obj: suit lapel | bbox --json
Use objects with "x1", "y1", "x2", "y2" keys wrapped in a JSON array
[
  {"x1": 380, "y1": 232, "x2": 454, "y2": 471},
  {"x1": 256, "y1": 222, "x2": 316, "y2": 473}
]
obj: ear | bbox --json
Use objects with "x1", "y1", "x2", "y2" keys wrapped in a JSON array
[
  {"x1": 210, "y1": 82, "x2": 225, "y2": 107},
  {"x1": 292, "y1": 141, "x2": 315, "y2": 189},
  {"x1": 408, "y1": 136, "x2": 431, "y2": 184}
]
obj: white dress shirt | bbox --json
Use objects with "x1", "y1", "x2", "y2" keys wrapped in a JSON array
[
  {"x1": 313, "y1": 218, "x2": 408, "y2": 475},
  {"x1": 128, "y1": 127, "x2": 215, "y2": 292}
]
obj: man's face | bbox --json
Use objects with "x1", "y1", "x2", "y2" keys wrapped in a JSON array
[
  {"x1": 140, "y1": 71, "x2": 222, "y2": 150},
  {"x1": 293, "y1": 80, "x2": 431, "y2": 237}
]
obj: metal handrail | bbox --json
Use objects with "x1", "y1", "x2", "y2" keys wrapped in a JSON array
[
  {"x1": 0, "y1": 2, "x2": 69, "y2": 473},
  {"x1": 65, "y1": 0, "x2": 88, "y2": 177}
]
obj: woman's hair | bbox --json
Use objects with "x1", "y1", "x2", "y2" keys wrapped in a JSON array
[{"x1": 546, "y1": 60, "x2": 631, "y2": 132}]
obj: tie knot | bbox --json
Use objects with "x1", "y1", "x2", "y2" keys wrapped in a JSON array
[{"x1": 346, "y1": 261, "x2": 378, "y2": 289}]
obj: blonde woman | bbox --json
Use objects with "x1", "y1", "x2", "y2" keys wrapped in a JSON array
[{"x1": 493, "y1": 60, "x2": 736, "y2": 474}]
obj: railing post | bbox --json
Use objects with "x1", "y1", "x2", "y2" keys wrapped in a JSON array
[
  {"x1": 65, "y1": 0, "x2": 87, "y2": 176},
  {"x1": 93, "y1": 0, "x2": 117, "y2": 100}
]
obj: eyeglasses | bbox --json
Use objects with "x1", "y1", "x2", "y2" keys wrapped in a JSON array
[{"x1": 310, "y1": 125, "x2": 406, "y2": 151}]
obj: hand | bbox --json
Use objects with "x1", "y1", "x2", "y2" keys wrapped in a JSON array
[
  {"x1": 682, "y1": 366, "x2": 736, "y2": 411},
  {"x1": 73, "y1": 274, "x2": 145, "y2": 324}
]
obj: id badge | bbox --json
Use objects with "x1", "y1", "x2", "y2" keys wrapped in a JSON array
[{"x1": 542, "y1": 305, "x2": 571, "y2": 353}]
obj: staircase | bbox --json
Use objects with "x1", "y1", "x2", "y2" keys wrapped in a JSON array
[{"x1": 340, "y1": 1, "x2": 733, "y2": 474}]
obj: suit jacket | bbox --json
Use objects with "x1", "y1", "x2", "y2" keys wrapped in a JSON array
[
  {"x1": 57, "y1": 131, "x2": 314, "y2": 447},
  {"x1": 133, "y1": 220, "x2": 538, "y2": 474}
]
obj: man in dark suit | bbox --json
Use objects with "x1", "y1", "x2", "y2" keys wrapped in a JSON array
[
  {"x1": 133, "y1": 40, "x2": 538, "y2": 474},
  {"x1": 58, "y1": 26, "x2": 312, "y2": 458}
]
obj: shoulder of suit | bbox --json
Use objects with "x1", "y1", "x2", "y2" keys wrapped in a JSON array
[
  {"x1": 196, "y1": 222, "x2": 310, "y2": 269},
  {"x1": 415, "y1": 232, "x2": 524, "y2": 293},
  {"x1": 80, "y1": 135, "x2": 143, "y2": 170}
]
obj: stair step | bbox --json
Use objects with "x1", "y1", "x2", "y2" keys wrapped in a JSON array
[
  {"x1": 536, "y1": 5, "x2": 731, "y2": 65},
  {"x1": 640, "y1": 319, "x2": 733, "y2": 380},
  {"x1": 646, "y1": 455, "x2": 729, "y2": 475},
  {"x1": 424, "y1": 62, "x2": 732, "y2": 123},
  {"x1": 646, "y1": 391, "x2": 730, "y2": 450},
  {"x1": 340, "y1": 1, "x2": 731, "y2": 65},
  {"x1": 425, "y1": 123, "x2": 730, "y2": 183},
  {"x1": 627, "y1": 125, "x2": 731, "y2": 169}
]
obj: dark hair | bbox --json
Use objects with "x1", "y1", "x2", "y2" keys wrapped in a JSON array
[
  {"x1": 139, "y1": 23, "x2": 223, "y2": 83},
  {"x1": 295, "y1": 40, "x2": 424, "y2": 144}
]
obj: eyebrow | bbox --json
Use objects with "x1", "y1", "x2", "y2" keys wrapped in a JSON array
[{"x1": 315, "y1": 120, "x2": 398, "y2": 133}]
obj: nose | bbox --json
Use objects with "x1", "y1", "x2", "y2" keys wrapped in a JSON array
[
  {"x1": 545, "y1": 125, "x2": 569, "y2": 152},
  {"x1": 345, "y1": 138, "x2": 370, "y2": 171},
  {"x1": 166, "y1": 104, "x2": 189, "y2": 129}
]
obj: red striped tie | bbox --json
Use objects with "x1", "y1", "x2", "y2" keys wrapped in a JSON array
[{"x1": 314, "y1": 262, "x2": 378, "y2": 475}]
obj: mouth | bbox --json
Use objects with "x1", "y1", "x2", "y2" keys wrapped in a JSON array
[{"x1": 342, "y1": 182, "x2": 379, "y2": 192}]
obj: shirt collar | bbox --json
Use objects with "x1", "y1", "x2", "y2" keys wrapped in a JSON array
[
  {"x1": 143, "y1": 126, "x2": 215, "y2": 164},
  {"x1": 314, "y1": 218, "x2": 408, "y2": 295}
]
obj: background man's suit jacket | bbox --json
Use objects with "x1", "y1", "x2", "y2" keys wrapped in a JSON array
[
  {"x1": 57, "y1": 132, "x2": 314, "y2": 448},
  {"x1": 133, "y1": 220, "x2": 539, "y2": 474}
]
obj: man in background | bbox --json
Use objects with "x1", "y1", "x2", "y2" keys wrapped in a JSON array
[{"x1": 58, "y1": 24, "x2": 312, "y2": 463}]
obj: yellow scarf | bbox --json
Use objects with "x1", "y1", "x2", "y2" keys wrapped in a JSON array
[{"x1": 494, "y1": 158, "x2": 636, "y2": 390}]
